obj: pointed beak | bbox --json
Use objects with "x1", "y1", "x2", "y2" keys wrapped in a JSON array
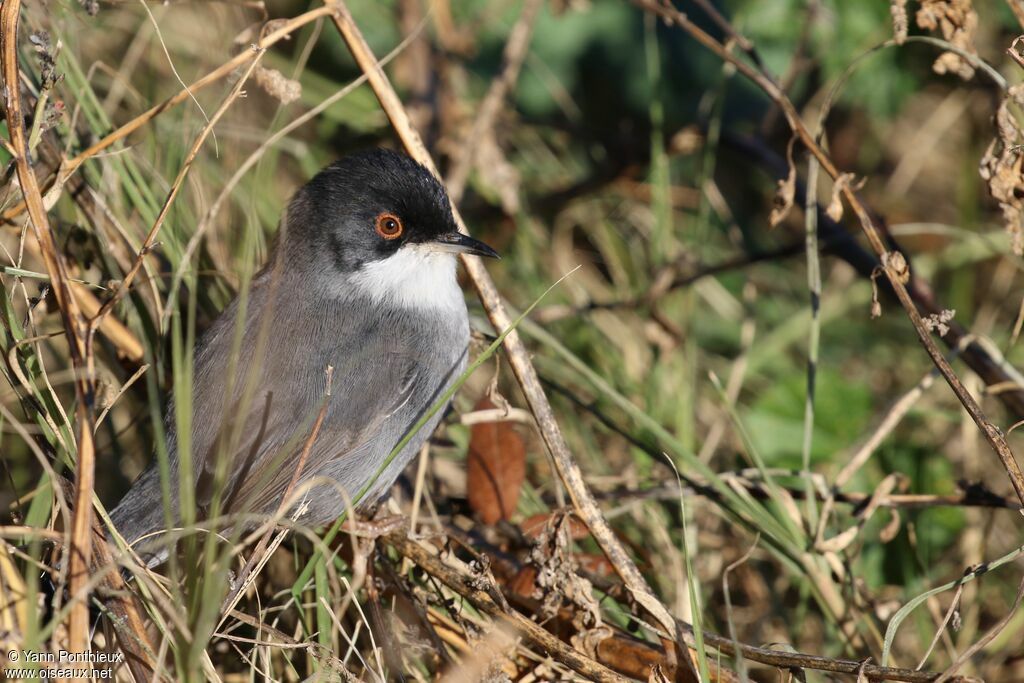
[{"x1": 427, "y1": 231, "x2": 500, "y2": 259}]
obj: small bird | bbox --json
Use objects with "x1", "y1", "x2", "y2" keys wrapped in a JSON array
[{"x1": 110, "y1": 149, "x2": 498, "y2": 563}]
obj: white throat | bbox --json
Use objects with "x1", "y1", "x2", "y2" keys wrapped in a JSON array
[{"x1": 346, "y1": 244, "x2": 463, "y2": 312}]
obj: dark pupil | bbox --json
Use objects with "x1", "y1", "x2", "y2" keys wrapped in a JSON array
[{"x1": 384, "y1": 219, "x2": 397, "y2": 232}]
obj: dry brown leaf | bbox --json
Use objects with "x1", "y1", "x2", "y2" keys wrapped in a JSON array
[
  {"x1": 879, "y1": 508, "x2": 902, "y2": 543},
  {"x1": 816, "y1": 525, "x2": 860, "y2": 554},
  {"x1": 882, "y1": 250, "x2": 910, "y2": 284},
  {"x1": 776, "y1": 484, "x2": 805, "y2": 532},
  {"x1": 770, "y1": 158, "x2": 796, "y2": 228},
  {"x1": 466, "y1": 396, "x2": 527, "y2": 524},
  {"x1": 769, "y1": 136, "x2": 799, "y2": 227},
  {"x1": 527, "y1": 513, "x2": 602, "y2": 626},
  {"x1": 575, "y1": 552, "x2": 615, "y2": 578},
  {"x1": 923, "y1": 309, "x2": 956, "y2": 336},
  {"x1": 822, "y1": 550, "x2": 846, "y2": 581},
  {"x1": 508, "y1": 565, "x2": 538, "y2": 598},
  {"x1": 980, "y1": 84, "x2": 1024, "y2": 255},
  {"x1": 254, "y1": 65, "x2": 301, "y2": 105},
  {"x1": 817, "y1": 473, "x2": 906, "y2": 553},
  {"x1": 870, "y1": 267, "x2": 884, "y2": 318},
  {"x1": 826, "y1": 172, "x2": 864, "y2": 222},
  {"x1": 521, "y1": 512, "x2": 589, "y2": 541},
  {"x1": 648, "y1": 664, "x2": 673, "y2": 683},
  {"x1": 891, "y1": 0, "x2": 909, "y2": 44},
  {"x1": 915, "y1": 0, "x2": 979, "y2": 79}
]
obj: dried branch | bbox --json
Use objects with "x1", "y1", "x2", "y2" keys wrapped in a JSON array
[
  {"x1": 88, "y1": 521, "x2": 156, "y2": 681},
  {"x1": 387, "y1": 532, "x2": 630, "y2": 682}
]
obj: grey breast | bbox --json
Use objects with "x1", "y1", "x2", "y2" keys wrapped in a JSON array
[{"x1": 109, "y1": 265, "x2": 468, "y2": 558}]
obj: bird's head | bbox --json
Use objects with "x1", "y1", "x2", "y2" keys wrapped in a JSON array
[{"x1": 281, "y1": 149, "x2": 497, "y2": 309}]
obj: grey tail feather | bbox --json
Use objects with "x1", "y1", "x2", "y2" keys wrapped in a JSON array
[{"x1": 109, "y1": 464, "x2": 177, "y2": 569}]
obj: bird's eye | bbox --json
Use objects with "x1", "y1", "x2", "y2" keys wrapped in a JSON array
[{"x1": 374, "y1": 212, "x2": 404, "y2": 240}]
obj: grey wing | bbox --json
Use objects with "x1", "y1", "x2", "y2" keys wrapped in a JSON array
[
  {"x1": 111, "y1": 274, "x2": 459, "y2": 548},
  {"x1": 214, "y1": 346, "x2": 428, "y2": 522}
]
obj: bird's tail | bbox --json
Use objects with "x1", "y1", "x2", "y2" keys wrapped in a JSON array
[{"x1": 108, "y1": 464, "x2": 176, "y2": 569}]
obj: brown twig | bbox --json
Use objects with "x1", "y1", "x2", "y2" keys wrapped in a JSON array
[
  {"x1": 688, "y1": 0, "x2": 765, "y2": 71},
  {"x1": 1008, "y1": 35, "x2": 1024, "y2": 69},
  {"x1": 323, "y1": 1, "x2": 692, "y2": 674},
  {"x1": 0, "y1": 0, "x2": 97, "y2": 661},
  {"x1": 630, "y1": 0, "x2": 1024, "y2": 511},
  {"x1": 88, "y1": 520, "x2": 156, "y2": 681},
  {"x1": 387, "y1": 532, "x2": 631, "y2": 682}
]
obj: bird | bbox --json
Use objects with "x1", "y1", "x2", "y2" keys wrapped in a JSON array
[{"x1": 109, "y1": 149, "x2": 498, "y2": 565}]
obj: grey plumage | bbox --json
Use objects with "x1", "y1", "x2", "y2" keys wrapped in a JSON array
[{"x1": 110, "y1": 150, "x2": 495, "y2": 563}]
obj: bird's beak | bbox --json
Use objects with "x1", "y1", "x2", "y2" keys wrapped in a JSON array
[{"x1": 427, "y1": 231, "x2": 500, "y2": 259}]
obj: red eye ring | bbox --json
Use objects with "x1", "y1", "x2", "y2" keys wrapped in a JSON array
[{"x1": 374, "y1": 212, "x2": 404, "y2": 240}]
